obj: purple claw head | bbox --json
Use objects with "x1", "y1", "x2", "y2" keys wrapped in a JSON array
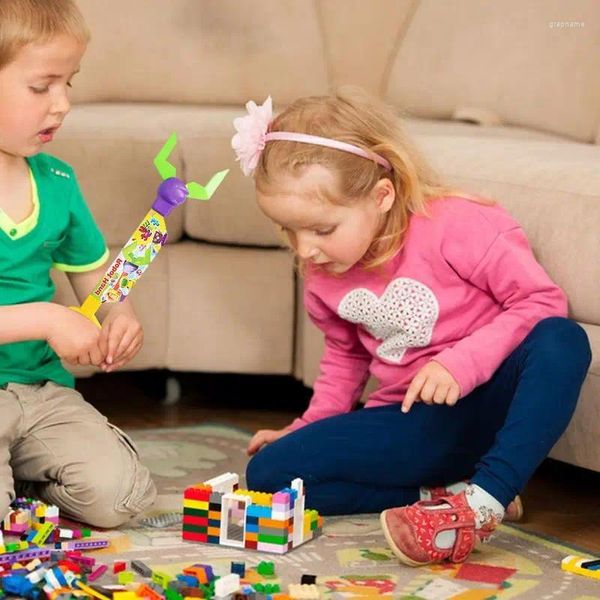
[{"x1": 152, "y1": 178, "x2": 189, "y2": 216}]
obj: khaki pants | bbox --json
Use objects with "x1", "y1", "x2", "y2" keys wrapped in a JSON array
[{"x1": 0, "y1": 381, "x2": 156, "y2": 528}]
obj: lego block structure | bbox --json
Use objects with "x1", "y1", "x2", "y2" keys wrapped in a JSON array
[{"x1": 182, "y1": 473, "x2": 323, "y2": 553}]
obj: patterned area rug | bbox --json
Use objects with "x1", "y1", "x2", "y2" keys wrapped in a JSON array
[{"x1": 85, "y1": 425, "x2": 599, "y2": 600}]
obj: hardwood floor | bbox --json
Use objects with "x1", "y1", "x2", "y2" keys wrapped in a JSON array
[{"x1": 77, "y1": 371, "x2": 600, "y2": 554}]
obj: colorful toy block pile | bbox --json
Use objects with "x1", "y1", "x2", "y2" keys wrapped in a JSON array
[
  {"x1": 1, "y1": 552, "x2": 322, "y2": 600},
  {"x1": 183, "y1": 473, "x2": 323, "y2": 554},
  {"x1": 1, "y1": 498, "x2": 109, "y2": 567}
]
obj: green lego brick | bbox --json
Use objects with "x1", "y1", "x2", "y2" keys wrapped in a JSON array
[
  {"x1": 257, "y1": 534, "x2": 287, "y2": 544},
  {"x1": 182, "y1": 524, "x2": 208, "y2": 534},
  {"x1": 183, "y1": 507, "x2": 209, "y2": 517}
]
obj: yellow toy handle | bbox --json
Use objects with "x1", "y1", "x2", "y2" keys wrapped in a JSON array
[{"x1": 69, "y1": 296, "x2": 101, "y2": 328}]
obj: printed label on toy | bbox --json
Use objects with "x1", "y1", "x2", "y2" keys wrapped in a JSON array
[{"x1": 91, "y1": 209, "x2": 167, "y2": 304}]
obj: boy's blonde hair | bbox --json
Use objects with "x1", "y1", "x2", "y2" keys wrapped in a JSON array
[
  {"x1": 0, "y1": 0, "x2": 90, "y2": 69},
  {"x1": 255, "y1": 88, "x2": 463, "y2": 271}
]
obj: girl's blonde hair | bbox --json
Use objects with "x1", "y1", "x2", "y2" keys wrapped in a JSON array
[
  {"x1": 255, "y1": 88, "x2": 473, "y2": 271},
  {"x1": 0, "y1": 0, "x2": 90, "y2": 70}
]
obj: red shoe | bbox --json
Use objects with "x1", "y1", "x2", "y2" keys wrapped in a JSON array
[
  {"x1": 428, "y1": 485, "x2": 524, "y2": 522},
  {"x1": 380, "y1": 491, "x2": 497, "y2": 567}
]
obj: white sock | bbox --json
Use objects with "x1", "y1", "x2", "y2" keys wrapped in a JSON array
[{"x1": 421, "y1": 484, "x2": 504, "y2": 549}]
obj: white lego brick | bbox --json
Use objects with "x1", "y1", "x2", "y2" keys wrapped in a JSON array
[
  {"x1": 214, "y1": 573, "x2": 240, "y2": 596},
  {"x1": 204, "y1": 473, "x2": 239, "y2": 494},
  {"x1": 219, "y1": 493, "x2": 250, "y2": 548}
]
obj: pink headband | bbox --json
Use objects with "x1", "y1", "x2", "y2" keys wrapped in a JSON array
[{"x1": 231, "y1": 96, "x2": 392, "y2": 176}]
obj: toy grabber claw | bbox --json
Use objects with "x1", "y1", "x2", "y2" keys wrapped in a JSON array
[{"x1": 71, "y1": 133, "x2": 228, "y2": 326}]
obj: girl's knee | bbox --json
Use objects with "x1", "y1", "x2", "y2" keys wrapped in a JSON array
[
  {"x1": 246, "y1": 447, "x2": 286, "y2": 492},
  {"x1": 530, "y1": 317, "x2": 591, "y2": 371}
]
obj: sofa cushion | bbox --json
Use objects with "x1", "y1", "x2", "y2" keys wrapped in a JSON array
[
  {"x1": 319, "y1": 0, "x2": 415, "y2": 94},
  {"x1": 72, "y1": 0, "x2": 328, "y2": 105},
  {"x1": 166, "y1": 242, "x2": 295, "y2": 374},
  {"x1": 386, "y1": 0, "x2": 600, "y2": 142}
]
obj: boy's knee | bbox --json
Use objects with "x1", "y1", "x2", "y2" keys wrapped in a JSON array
[{"x1": 67, "y1": 462, "x2": 156, "y2": 529}]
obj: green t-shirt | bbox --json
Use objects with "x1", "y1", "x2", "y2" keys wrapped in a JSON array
[{"x1": 0, "y1": 153, "x2": 109, "y2": 388}]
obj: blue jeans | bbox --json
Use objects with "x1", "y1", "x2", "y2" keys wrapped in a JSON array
[{"x1": 246, "y1": 318, "x2": 591, "y2": 515}]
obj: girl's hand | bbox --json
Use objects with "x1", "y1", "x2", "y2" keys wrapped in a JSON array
[
  {"x1": 99, "y1": 304, "x2": 144, "y2": 372},
  {"x1": 46, "y1": 305, "x2": 104, "y2": 366},
  {"x1": 402, "y1": 361, "x2": 460, "y2": 413},
  {"x1": 247, "y1": 428, "x2": 290, "y2": 456}
]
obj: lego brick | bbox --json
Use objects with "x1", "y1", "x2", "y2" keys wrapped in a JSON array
[
  {"x1": 256, "y1": 541, "x2": 288, "y2": 554},
  {"x1": 258, "y1": 518, "x2": 289, "y2": 529},
  {"x1": 118, "y1": 571, "x2": 136, "y2": 585},
  {"x1": 182, "y1": 531, "x2": 208, "y2": 543},
  {"x1": 183, "y1": 499, "x2": 209, "y2": 511},
  {"x1": 183, "y1": 516, "x2": 209, "y2": 527},
  {"x1": 257, "y1": 534, "x2": 287, "y2": 545},
  {"x1": 182, "y1": 524, "x2": 208, "y2": 534},
  {"x1": 245, "y1": 506, "x2": 272, "y2": 519},
  {"x1": 132, "y1": 560, "x2": 153, "y2": 578}
]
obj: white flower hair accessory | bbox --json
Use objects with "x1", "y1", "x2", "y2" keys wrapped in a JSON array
[
  {"x1": 231, "y1": 96, "x2": 392, "y2": 177},
  {"x1": 231, "y1": 96, "x2": 273, "y2": 176}
]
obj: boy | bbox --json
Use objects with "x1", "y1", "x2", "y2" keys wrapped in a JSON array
[{"x1": 0, "y1": 0, "x2": 156, "y2": 527}]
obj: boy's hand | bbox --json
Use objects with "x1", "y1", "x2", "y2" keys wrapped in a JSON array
[
  {"x1": 99, "y1": 303, "x2": 144, "y2": 372},
  {"x1": 402, "y1": 361, "x2": 460, "y2": 413},
  {"x1": 247, "y1": 428, "x2": 290, "y2": 456},
  {"x1": 46, "y1": 305, "x2": 103, "y2": 366}
]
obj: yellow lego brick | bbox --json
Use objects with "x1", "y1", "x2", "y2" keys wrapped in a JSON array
[
  {"x1": 113, "y1": 593, "x2": 139, "y2": 600},
  {"x1": 235, "y1": 489, "x2": 273, "y2": 506},
  {"x1": 183, "y1": 499, "x2": 209, "y2": 510}
]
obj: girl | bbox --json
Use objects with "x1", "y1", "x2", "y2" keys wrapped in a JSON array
[{"x1": 231, "y1": 90, "x2": 591, "y2": 566}]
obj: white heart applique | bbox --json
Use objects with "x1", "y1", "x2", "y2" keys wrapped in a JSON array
[{"x1": 338, "y1": 277, "x2": 439, "y2": 363}]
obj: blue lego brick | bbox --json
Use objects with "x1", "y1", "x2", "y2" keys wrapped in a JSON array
[{"x1": 246, "y1": 505, "x2": 271, "y2": 518}]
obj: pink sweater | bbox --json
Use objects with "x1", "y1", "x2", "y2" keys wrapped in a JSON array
[{"x1": 289, "y1": 196, "x2": 568, "y2": 431}]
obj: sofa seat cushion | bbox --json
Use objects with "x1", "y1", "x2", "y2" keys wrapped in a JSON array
[
  {"x1": 405, "y1": 117, "x2": 571, "y2": 142},
  {"x1": 166, "y1": 242, "x2": 295, "y2": 373}
]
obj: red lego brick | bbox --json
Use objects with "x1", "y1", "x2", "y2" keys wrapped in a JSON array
[{"x1": 182, "y1": 531, "x2": 209, "y2": 542}]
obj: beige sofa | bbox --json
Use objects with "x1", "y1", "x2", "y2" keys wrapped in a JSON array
[{"x1": 49, "y1": 0, "x2": 600, "y2": 472}]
